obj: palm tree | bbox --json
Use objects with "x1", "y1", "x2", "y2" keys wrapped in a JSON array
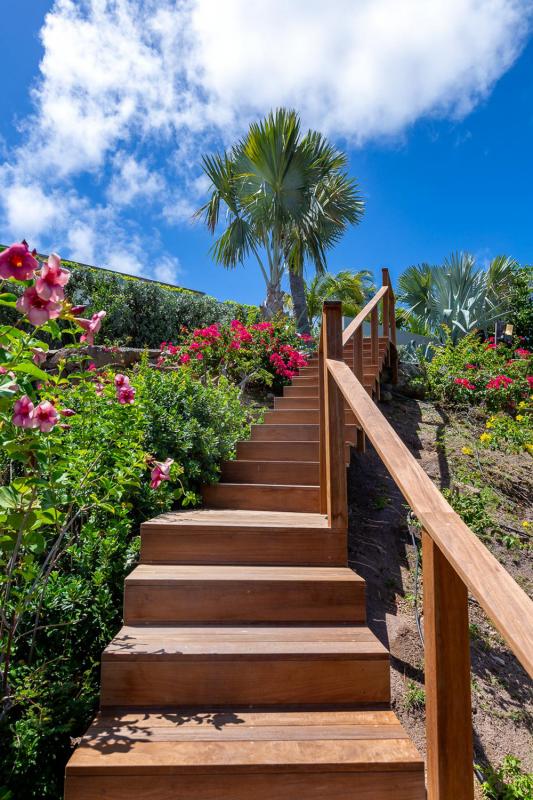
[
  {"x1": 305, "y1": 270, "x2": 375, "y2": 327},
  {"x1": 196, "y1": 109, "x2": 364, "y2": 332},
  {"x1": 397, "y1": 253, "x2": 517, "y2": 342}
]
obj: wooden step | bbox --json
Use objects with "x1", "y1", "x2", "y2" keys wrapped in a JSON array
[
  {"x1": 236, "y1": 441, "x2": 351, "y2": 463},
  {"x1": 250, "y1": 424, "x2": 357, "y2": 445},
  {"x1": 140, "y1": 509, "x2": 345, "y2": 566},
  {"x1": 221, "y1": 459, "x2": 319, "y2": 485},
  {"x1": 262, "y1": 410, "x2": 357, "y2": 425},
  {"x1": 100, "y1": 625, "x2": 390, "y2": 707},
  {"x1": 283, "y1": 385, "x2": 319, "y2": 397},
  {"x1": 65, "y1": 709, "x2": 425, "y2": 800},
  {"x1": 124, "y1": 565, "x2": 364, "y2": 624},
  {"x1": 202, "y1": 482, "x2": 320, "y2": 512},
  {"x1": 275, "y1": 395, "x2": 374, "y2": 411},
  {"x1": 275, "y1": 396, "x2": 318, "y2": 410}
]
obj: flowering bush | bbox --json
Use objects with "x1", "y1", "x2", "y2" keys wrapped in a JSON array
[
  {"x1": 0, "y1": 242, "x2": 251, "y2": 798},
  {"x1": 158, "y1": 316, "x2": 314, "y2": 391},
  {"x1": 478, "y1": 399, "x2": 533, "y2": 455},
  {"x1": 423, "y1": 331, "x2": 532, "y2": 413}
]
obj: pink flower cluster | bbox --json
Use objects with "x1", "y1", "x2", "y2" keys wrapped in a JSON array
[
  {"x1": 486, "y1": 375, "x2": 513, "y2": 390},
  {"x1": 114, "y1": 373, "x2": 136, "y2": 404},
  {"x1": 527, "y1": 376, "x2": 533, "y2": 388},
  {"x1": 269, "y1": 344, "x2": 308, "y2": 379},
  {"x1": 12, "y1": 395, "x2": 61, "y2": 432},
  {"x1": 13, "y1": 250, "x2": 70, "y2": 326},
  {"x1": 230, "y1": 319, "x2": 253, "y2": 344},
  {"x1": 515, "y1": 348, "x2": 531, "y2": 359},
  {"x1": 454, "y1": 377, "x2": 476, "y2": 390},
  {"x1": 194, "y1": 324, "x2": 222, "y2": 341}
]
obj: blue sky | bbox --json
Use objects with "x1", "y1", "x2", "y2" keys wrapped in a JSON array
[{"x1": 1, "y1": 0, "x2": 532, "y2": 305}]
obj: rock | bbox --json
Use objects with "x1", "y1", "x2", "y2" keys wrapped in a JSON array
[{"x1": 45, "y1": 345, "x2": 161, "y2": 374}]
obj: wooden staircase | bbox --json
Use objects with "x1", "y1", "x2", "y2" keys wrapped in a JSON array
[{"x1": 64, "y1": 283, "x2": 426, "y2": 798}]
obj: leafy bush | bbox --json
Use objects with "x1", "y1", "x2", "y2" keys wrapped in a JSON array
[
  {"x1": 479, "y1": 403, "x2": 533, "y2": 455},
  {"x1": 65, "y1": 264, "x2": 259, "y2": 347},
  {"x1": 508, "y1": 265, "x2": 533, "y2": 347},
  {"x1": 0, "y1": 252, "x2": 260, "y2": 349},
  {"x1": 0, "y1": 364, "x2": 250, "y2": 799},
  {"x1": 481, "y1": 755, "x2": 533, "y2": 800},
  {"x1": 442, "y1": 487, "x2": 498, "y2": 539}
]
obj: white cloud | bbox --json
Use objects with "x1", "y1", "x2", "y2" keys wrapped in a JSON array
[
  {"x1": 153, "y1": 255, "x2": 182, "y2": 283},
  {"x1": 0, "y1": 0, "x2": 531, "y2": 276},
  {"x1": 107, "y1": 155, "x2": 165, "y2": 206}
]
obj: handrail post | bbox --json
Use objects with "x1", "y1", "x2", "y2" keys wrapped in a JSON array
[
  {"x1": 370, "y1": 305, "x2": 379, "y2": 366},
  {"x1": 423, "y1": 531, "x2": 474, "y2": 800},
  {"x1": 382, "y1": 267, "x2": 398, "y2": 384},
  {"x1": 381, "y1": 267, "x2": 390, "y2": 342},
  {"x1": 319, "y1": 302, "x2": 348, "y2": 530}
]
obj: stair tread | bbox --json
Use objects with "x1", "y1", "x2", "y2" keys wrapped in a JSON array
[
  {"x1": 67, "y1": 709, "x2": 423, "y2": 774},
  {"x1": 142, "y1": 509, "x2": 329, "y2": 530},
  {"x1": 126, "y1": 565, "x2": 362, "y2": 583},
  {"x1": 103, "y1": 625, "x2": 387, "y2": 660}
]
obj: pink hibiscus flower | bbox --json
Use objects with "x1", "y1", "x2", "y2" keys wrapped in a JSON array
[
  {"x1": 76, "y1": 311, "x2": 106, "y2": 345},
  {"x1": 117, "y1": 384, "x2": 135, "y2": 405},
  {"x1": 12, "y1": 395, "x2": 35, "y2": 428},
  {"x1": 33, "y1": 401, "x2": 59, "y2": 432},
  {"x1": 35, "y1": 253, "x2": 70, "y2": 301},
  {"x1": 150, "y1": 458, "x2": 173, "y2": 489},
  {"x1": 0, "y1": 242, "x2": 39, "y2": 280},
  {"x1": 16, "y1": 286, "x2": 62, "y2": 326}
]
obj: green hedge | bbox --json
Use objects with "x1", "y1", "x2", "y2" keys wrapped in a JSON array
[{"x1": 0, "y1": 249, "x2": 260, "y2": 347}]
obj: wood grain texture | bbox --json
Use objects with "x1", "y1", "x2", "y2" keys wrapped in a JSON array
[
  {"x1": 202, "y1": 483, "x2": 320, "y2": 513},
  {"x1": 423, "y1": 532, "x2": 474, "y2": 800},
  {"x1": 140, "y1": 528, "x2": 346, "y2": 566},
  {"x1": 100, "y1": 657, "x2": 390, "y2": 707},
  {"x1": 66, "y1": 772, "x2": 425, "y2": 800},
  {"x1": 123, "y1": 565, "x2": 364, "y2": 624},
  {"x1": 221, "y1": 459, "x2": 319, "y2": 486},
  {"x1": 320, "y1": 303, "x2": 348, "y2": 532}
]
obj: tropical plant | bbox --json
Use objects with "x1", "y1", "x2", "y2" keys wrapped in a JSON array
[
  {"x1": 507, "y1": 264, "x2": 533, "y2": 346},
  {"x1": 305, "y1": 270, "x2": 375, "y2": 327},
  {"x1": 196, "y1": 108, "x2": 364, "y2": 333},
  {"x1": 397, "y1": 253, "x2": 516, "y2": 342}
]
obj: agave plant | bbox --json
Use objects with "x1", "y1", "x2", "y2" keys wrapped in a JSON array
[{"x1": 398, "y1": 253, "x2": 517, "y2": 343}]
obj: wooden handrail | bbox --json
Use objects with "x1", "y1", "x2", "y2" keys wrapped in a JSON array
[
  {"x1": 319, "y1": 292, "x2": 532, "y2": 798},
  {"x1": 326, "y1": 357, "x2": 533, "y2": 677},
  {"x1": 342, "y1": 285, "x2": 388, "y2": 345}
]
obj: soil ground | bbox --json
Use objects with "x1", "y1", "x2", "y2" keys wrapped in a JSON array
[{"x1": 346, "y1": 392, "x2": 532, "y2": 794}]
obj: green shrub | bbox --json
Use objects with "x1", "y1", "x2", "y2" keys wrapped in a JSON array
[
  {"x1": 481, "y1": 755, "x2": 533, "y2": 799},
  {"x1": 65, "y1": 265, "x2": 259, "y2": 347},
  {"x1": 0, "y1": 363, "x2": 251, "y2": 799},
  {"x1": 422, "y1": 331, "x2": 531, "y2": 412},
  {"x1": 0, "y1": 257, "x2": 260, "y2": 348},
  {"x1": 508, "y1": 265, "x2": 533, "y2": 348},
  {"x1": 442, "y1": 487, "x2": 498, "y2": 540}
]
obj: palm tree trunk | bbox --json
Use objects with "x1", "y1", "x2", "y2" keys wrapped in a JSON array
[
  {"x1": 262, "y1": 281, "x2": 284, "y2": 318},
  {"x1": 289, "y1": 269, "x2": 311, "y2": 334}
]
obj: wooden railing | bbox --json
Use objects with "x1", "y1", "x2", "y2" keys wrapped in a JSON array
[{"x1": 318, "y1": 295, "x2": 533, "y2": 800}]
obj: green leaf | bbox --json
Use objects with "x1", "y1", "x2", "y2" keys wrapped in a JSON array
[
  {"x1": 11, "y1": 361, "x2": 50, "y2": 381},
  {"x1": 0, "y1": 292, "x2": 18, "y2": 307}
]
